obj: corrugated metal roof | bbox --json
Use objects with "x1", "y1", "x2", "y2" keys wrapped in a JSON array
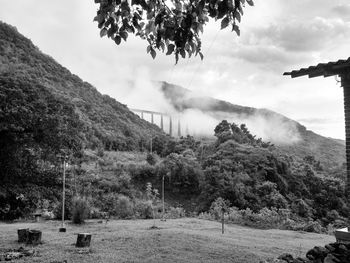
[{"x1": 284, "y1": 57, "x2": 350, "y2": 78}]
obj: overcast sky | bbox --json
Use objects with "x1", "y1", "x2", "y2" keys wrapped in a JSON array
[{"x1": 1, "y1": 0, "x2": 349, "y2": 139}]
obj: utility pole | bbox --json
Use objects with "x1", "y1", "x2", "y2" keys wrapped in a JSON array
[
  {"x1": 150, "y1": 137, "x2": 152, "y2": 153},
  {"x1": 161, "y1": 174, "x2": 166, "y2": 221},
  {"x1": 59, "y1": 155, "x2": 67, "y2": 232},
  {"x1": 221, "y1": 208, "x2": 225, "y2": 234},
  {"x1": 62, "y1": 158, "x2": 66, "y2": 226}
]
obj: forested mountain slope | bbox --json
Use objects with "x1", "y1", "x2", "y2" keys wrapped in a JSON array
[
  {"x1": 160, "y1": 81, "x2": 345, "y2": 168},
  {"x1": 0, "y1": 21, "x2": 164, "y2": 151}
]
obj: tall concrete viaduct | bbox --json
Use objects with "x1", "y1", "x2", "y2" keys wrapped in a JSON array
[{"x1": 130, "y1": 108, "x2": 185, "y2": 137}]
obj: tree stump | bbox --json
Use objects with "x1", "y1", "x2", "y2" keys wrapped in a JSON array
[
  {"x1": 34, "y1": 213, "x2": 41, "y2": 222},
  {"x1": 76, "y1": 233, "x2": 91, "y2": 247},
  {"x1": 17, "y1": 228, "x2": 29, "y2": 243},
  {"x1": 59, "y1": 227, "x2": 66, "y2": 232},
  {"x1": 26, "y1": 230, "x2": 42, "y2": 245}
]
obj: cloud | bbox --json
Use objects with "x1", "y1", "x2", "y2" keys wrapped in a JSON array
[
  {"x1": 297, "y1": 117, "x2": 343, "y2": 125},
  {"x1": 230, "y1": 45, "x2": 308, "y2": 72},
  {"x1": 332, "y1": 4, "x2": 350, "y2": 20},
  {"x1": 205, "y1": 111, "x2": 301, "y2": 144},
  {"x1": 250, "y1": 17, "x2": 350, "y2": 53}
]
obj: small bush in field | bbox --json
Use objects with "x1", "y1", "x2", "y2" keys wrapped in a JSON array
[
  {"x1": 198, "y1": 212, "x2": 213, "y2": 220},
  {"x1": 100, "y1": 192, "x2": 119, "y2": 215},
  {"x1": 166, "y1": 207, "x2": 186, "y2": 219},
  {"x1": 134, "y1": 199, "x2": 153, "y2": 219},
  {"x1": 72, "y1": 196, "x2": 90, "y2": 224},
  {"x1": 90, "y1": 207, "x2": 106, "y2": 219},
  {"x1": 302, "y1": 220, "x2": 324, "y2": 233},
  {"x1": 53, "y1": 198, "x2": 73, "y2": 220},
  {"x1": 226, "y1": 207, "x2": 243, "y2": 222},
  {"x1": 115, "y1": 195, "x2": 134, "y2": 219},
  {"x1": 42, "y1": 209, "x2": 55, "y2": 220}
]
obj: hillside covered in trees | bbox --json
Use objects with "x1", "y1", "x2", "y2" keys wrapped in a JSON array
[
  {"x1": 0, "y1": 21, "x2": 164, "y2": 220},
  {"x1": 0, "y1": 21, "x2": 165, "y2": 152},
  {"x1": 160, "y1": 81, "x2": 346, "y2": 168},
  {"x1": 71, "y1": 120, "x2": 348, "y2": 233}
]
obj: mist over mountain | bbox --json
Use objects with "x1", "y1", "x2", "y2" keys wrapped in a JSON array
[{"x1": 159, "y1": 81, "x2": 346, "y2": 167}]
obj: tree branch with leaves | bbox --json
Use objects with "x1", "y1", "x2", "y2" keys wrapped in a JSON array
[{"x1": 94, "y1": 0, "x2": 254, "y2": 63}]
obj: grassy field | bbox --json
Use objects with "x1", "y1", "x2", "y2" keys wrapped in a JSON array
[{"x1": 0, "y1": 218, "x2": 334, "y2": 263}]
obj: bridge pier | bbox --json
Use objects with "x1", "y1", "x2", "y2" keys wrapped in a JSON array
[
  {"x1": 177, "y1": 119, "x2": 181, "y2": 137},
  {"x1": 131, "y1": 108, "x2": 183, "y2": 137}
]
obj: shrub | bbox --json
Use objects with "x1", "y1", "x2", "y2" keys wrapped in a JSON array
[
  {"x1": 134, "y1": 199, "x2": 153, "y2": 219},
  {"x1": 53, "y1": 199, "x2": 72, "y2": 220},
  {"x1": 99, "y1": 192, "x2": 119, "y2": 215},
  {"x1": 166, "y1": 207, "x2": 186, "y2": 219},
  {"x1": 97, "y1": 147, "x2": 104, "y2": 157},
  {"x1": 146, "y1": 153, "x2": 156, "y2": 165},
  {"x1": 42, "y1": 209, "x2": 55, "y2": 220},
  {"x1": 129, "y1": 163, "x2": 158, "y2": 183},
  {"x1": 302, "y1": 220, "x2": 324, "y2": 233},
  {"x1": 332, "y1": 218, "x2": 348, "y2": 228},
  {"x1": 204, "y1": 203, "x2": 293, "y2": 230},
  {"x1": 71, "y1": 196, "x2": 90, "y2": 224},
  {"x1": 326, "y1": 210, "x2": 340, "y2": 223},
  {"x1": 291, "y1": 199, "x2": 314, "y2": 218},
  {"x1": 283, "y1": 218, "x2": 326, "y2": 233},
  {"x1": 114, "y1": 195, "x2": 134, "y2": 219},
  {"x1": 226, "y1": 207, "x2": 243, "y2": 222},
  {"x1": 117, "y1": 171, "x2": 133, "y2": 196},
  {"x1": 90, "y1": 207, "x2": 106, "y2": 219},
  {"x1": 198, "y1": 212, "x2": 213, "y2": 220}
]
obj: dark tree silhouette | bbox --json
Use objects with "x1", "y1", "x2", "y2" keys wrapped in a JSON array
[{"x1": 94, "y1": 0, "x2": 254, "y2": 62}]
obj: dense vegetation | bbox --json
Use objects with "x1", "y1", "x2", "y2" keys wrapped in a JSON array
[
  {"x1": 0, "y1": 21, "x2": 165, "y2": 152},
  {"x1": 0, "y1": 75, "x2": 84, "y2": 220},
  {"x1": 67, "y1": 121, "x2": 348, "y2": 232},
  {"x1": 160, "y1": 81, "x2": 346, "y2": 168},
  {"x1": 0, "y1": 21, "x2": 348, "y2": 233},
  {"x1": 198, "y1": 121, "x2": 348, "y2": 231}
]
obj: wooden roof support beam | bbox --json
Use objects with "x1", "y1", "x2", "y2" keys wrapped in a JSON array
[{"x1": 341, "y1": 71, "x2": 350, "y2": 198}]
